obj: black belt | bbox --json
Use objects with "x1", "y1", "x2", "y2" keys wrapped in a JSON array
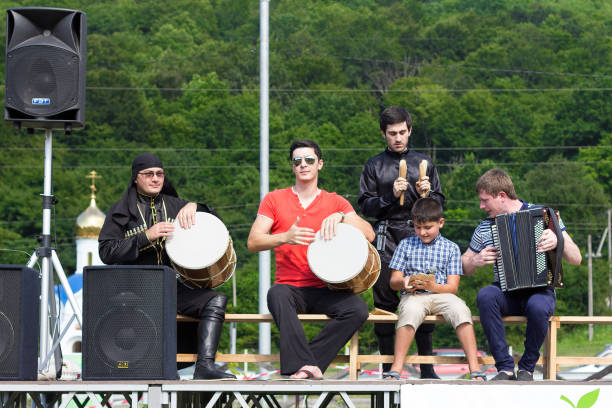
[
  {"x1": 375, "y1": 219, "x2": 414, "y2": 253},
  {"x1": 400, "y1": 289, "x2": 429, "y2": 296},
  {"x1": 385, "y1": 219, "x2": 413, "y2": 226}
]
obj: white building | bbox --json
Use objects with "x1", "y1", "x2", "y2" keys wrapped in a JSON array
[{"x1": 59, "y1": 172, "x2": 105, "y2": 356}]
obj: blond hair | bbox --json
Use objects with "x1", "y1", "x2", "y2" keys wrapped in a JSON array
[{"x1": 475, "y1": 168, "x2": 518, "y2": 199}]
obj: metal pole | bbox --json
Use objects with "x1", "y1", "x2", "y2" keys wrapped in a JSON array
[
  {"x1": 32, "y1": 129, "x2": 81, "y2": 376},
  {"x1": 230, "y1": 273, "x2": 237, "y2": 354},
  {"x1": 608, "y1": 209, "x2": 611, "y2": 311},
  {"x1": 258, "y1": 0, "x2": 271, "y2": 356},
  {"x1": 588, "y1": 234, "x2": 593, "y2": 341},
  {"x1": 39, "y1": 128, "x2": 54, "y2": 372}
]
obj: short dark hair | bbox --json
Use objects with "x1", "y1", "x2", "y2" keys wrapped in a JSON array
[
  {"x1": 289, "y1": 139, "x2": 322, "y2": 160},
  {"x1": 379, "y1": 106, "x2": 412, "y2": 132},
  {"x1": 475, "y1": 168, "x2": 518, "y2": 200},
  {"x1": 411, "y1": 198, "x2": 443, "y2": 223}
]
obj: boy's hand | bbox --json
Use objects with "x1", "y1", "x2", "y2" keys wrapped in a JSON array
[
  {"x1": 414, "y1": 279, "x2": 434, "y2": 291},
  {"x1": 406, "y1": 273, "x2": 435, "y2": 291},
  {"x1": 403, "y1": 276, "x2": 417, "y2": 292}
]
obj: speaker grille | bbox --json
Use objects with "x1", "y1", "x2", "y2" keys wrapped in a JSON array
[
  {"x1": 83, "y1": 266, "x2": 176, "y2": 379},
  {"x1": 5, "y1": 45, "x2": 79, "y2": 116},
  {"x1": 0, "y1": 269, "x2": 21, "y2": 377},
  {"x1": 95, "y1": 307, "x2": 158, "y2": 370},
  {"x1": 0, "y1": 265, "x2": 39, "y2": 380}
]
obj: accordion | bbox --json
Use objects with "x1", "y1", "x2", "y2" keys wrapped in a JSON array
[{"x1": 490, "y1": 207, "x2": 564, "y2": 292}]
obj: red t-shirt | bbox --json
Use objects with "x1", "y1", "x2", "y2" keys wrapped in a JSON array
[{"x1": 257, "y1": 187, "x2": 355, "y2": 287}]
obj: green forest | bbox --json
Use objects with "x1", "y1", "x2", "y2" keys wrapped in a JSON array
[{"x1": 0, "y1": 0, "x2": 610, "y2": 354}]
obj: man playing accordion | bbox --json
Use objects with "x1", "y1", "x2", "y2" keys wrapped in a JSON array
[{"x1": 461, "y1": 168, "x2": 581, "y2": 381}]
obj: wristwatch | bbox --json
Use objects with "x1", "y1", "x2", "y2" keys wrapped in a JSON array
[{"x1": 337, "y1": 212, "x2": 345, "y2": 222}]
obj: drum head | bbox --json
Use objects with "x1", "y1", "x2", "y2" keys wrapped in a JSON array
[
  {"x1": 307, "y1": 223, "x2": 369, "y2": 284},
  {"x1": 165, "y1": 212, "x2": 230, "y2": 269}
]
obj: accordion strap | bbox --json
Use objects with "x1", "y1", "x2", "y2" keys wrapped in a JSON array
[{"x1": 546, "y1": 207, "x2": 564, "y2": 287}]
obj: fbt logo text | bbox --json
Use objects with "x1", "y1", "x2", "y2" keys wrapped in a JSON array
[{"x1": 32, "y1": 98, "x2": 51, "y2": 105}]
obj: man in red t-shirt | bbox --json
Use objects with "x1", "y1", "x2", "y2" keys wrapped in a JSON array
[{"x1": 248, "y1": 139, "x2": 375, "y2": 380}]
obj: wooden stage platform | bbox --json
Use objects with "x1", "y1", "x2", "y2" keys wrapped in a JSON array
[{"x1": 2, "y1": 379, "x2": 612, "y2": 408}]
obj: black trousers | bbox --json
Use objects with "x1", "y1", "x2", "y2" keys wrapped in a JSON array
[
  {"x1": 267, "y1": 284, "x2": 369, "y2": 376},
  {"x1": 177, "y1": 281, "x2": 223, "y2": 318}
]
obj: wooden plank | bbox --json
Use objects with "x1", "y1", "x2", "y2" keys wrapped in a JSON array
[
  {"x1": 177, "y1": 353, "x2": 352, "y2": 364},
  {"x1": 556, "y1": 356, "x2": 612, "y2": 365},
  {"x1": 178, "y1": 313, "x2": 612, "y2": 324},
  {"x1": 545, "y1": 317, "x2": 560, "y2": 380},
  {"x1": 177, "y1": 354, "x2": 197, "y2": 363},
  {"x1": 557, "y1": 316, "x2": 612, "y2": 324},
  {"x1": 177, "y1": 313, "x2": 332, "y2": 323},
  {"x1": 357, "y1": 355, "x2": 541, "y2": 365},
  {"x1": 178, "y1": 313, "x2": 534, "y2": 324},
  {"x1": 349, "y1": 331, "x2": 359, "y2": 381}
]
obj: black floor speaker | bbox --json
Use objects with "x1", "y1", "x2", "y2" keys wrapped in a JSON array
[
  {"x1": 82, "y1": 265, "x2": 177, "y2": 380},
  {"x1": 0, "y1": 265, "x2": 40, "y2": 380}
]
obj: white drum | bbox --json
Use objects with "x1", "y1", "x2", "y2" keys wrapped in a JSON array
[
  {"x1": 165, "y1": 212, "x2": 236, "y2": 288},
  {"x1": 307, "y1": 223, "x2": 380, "y2": 294}
]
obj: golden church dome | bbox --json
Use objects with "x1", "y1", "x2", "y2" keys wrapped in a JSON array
[
  {"x1": 76, "y1": 198, "x2": 105, "y2": 238},
  {"x1": 75, "y1": 170, "x2": 106, "y2": 238}
]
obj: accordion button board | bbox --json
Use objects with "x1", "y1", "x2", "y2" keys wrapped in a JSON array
[{"x1": 491, "y1": 207, "x2": 556, "y2": 292}]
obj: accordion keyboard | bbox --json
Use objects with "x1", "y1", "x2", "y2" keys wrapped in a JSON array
[{"x1": 490, "y1": 224, "x2": 507, "y2": 291}]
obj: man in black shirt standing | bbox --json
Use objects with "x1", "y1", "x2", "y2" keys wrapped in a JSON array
[{"x1": 358, "y1": 106, "x2": 445, "y2": 378}]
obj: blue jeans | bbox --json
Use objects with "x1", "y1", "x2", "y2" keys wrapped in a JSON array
[{"x1": 477, "y1": 284, "x2": 555, "y2": 373}]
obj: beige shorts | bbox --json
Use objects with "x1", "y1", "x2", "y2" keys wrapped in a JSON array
[{"x1": 397, "y1": 292, "x2": 473, "y2": 330}]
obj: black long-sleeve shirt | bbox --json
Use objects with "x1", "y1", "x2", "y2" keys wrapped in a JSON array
[
  {"x1": 99, "y1": 192, "x2": 216, "y2": 266},
  {"x1": 99, "y1": 193, "x2": 191, "y2": 266},
  {"x1": 358, "y1": 149, "x2": 444, "y2": 263},
  {"x1": 358, "y1": 149, "x2": 444, "y2": 220}
]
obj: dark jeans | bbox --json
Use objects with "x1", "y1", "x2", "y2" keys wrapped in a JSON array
[
  {"x1": 267, "y1": 284, "x2": 369, "y2": 376},
  {"x1": 477, "y1": 284, "x2": 555, "y2": 373}
]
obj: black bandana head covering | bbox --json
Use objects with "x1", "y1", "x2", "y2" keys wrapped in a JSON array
[
  {"x1": 128, "y1": 152, "x2": 178, "y2": 197},
  {"x1": 100, "y1": 153, "x2": 177, "y2": 240},
  {"x1": 131, "y1": 153, "x2": 164, "y2": 181}
]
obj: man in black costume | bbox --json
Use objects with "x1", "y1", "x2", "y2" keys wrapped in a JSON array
[
  {"x1": 98, "y1": 153, "x2": 235, "y2": 380},
  {"x1": 358, "y1": 106, "x2": 445, "y2": 378}
]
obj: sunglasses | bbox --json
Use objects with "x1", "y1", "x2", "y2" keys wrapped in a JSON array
[
  {"x1": 138, "y1": 171, "x2": 165, "y2": 179},
  {"x1": 292, "y1": 156, "x2": 316, "y2": 167}
]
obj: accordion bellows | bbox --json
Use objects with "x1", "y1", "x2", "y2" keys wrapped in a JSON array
[{"x1": 490, "y1": 207, "x2": 564, "y2": 292}]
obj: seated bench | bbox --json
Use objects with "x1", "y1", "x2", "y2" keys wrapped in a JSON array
[{"x1": 177, "y1": 313, "x2": 612, "y2": 380}]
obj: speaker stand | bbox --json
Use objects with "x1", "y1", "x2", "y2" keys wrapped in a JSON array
[{"x1": 26, "y1": 128, "x2": 82, "y2": 378}]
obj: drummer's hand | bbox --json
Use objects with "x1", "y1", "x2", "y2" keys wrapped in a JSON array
[
  {"x1": 393, "y1": 177, "x2": 408, "y2": 198},
  {"x1": 320, "y1": 212, "x2": 344, "y2": 240},
  {"x1": 177, "y1": 202, "x2": 197, "y2": 229},
  {"x1": 285, "y1": 217, "x2": 316, "y2": 245},
  {"x1": 416, "y1": 176, "x2": 431, "y2": 196},
  {"x1": 146, "y1": 221, "x2": 174, "y2": 241}
]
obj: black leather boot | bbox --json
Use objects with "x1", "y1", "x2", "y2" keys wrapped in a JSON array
[
  {"x1": 416, "y1": 324, "x2": 440, "y2": 379},
  {"x1": 193, "y1": 295, "x2": 236, "y2": 380}
]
